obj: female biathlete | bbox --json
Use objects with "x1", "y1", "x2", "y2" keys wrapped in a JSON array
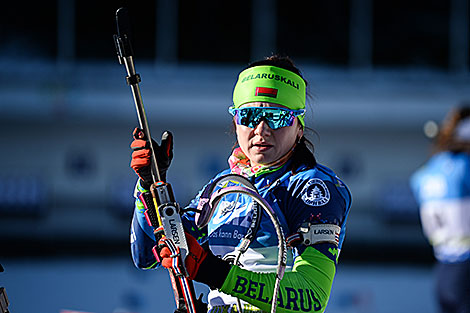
[{"x1": 129, "y1": 55, "x2": 352, "y2": 313}]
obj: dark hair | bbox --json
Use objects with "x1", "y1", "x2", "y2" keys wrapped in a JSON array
[
  {"x1": 244, "y1": 55, "x2": 307, "y2": 88},
  {"x1": 434, "y1": 105, "x2": 470, "y2": 153},
  {"x1": 233, "y1": 55, "x2": 317, "y2": 171}
]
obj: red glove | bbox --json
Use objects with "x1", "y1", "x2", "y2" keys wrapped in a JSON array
[
  {"x1": 158, "y1": 233, "x2": 232, "y2": 289},
  {"x1": 159, "y1": 233, "x2": 208, "y2": 281},
  {"x1": 130, "y1": 127, "x2": 173, "y2": 188}
]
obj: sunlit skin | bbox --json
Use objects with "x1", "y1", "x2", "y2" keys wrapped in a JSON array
[{"x1": 235, "y1": 102, "x2": 304, "y2": 166}]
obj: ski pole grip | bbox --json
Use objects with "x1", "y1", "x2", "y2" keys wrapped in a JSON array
[{"x1": 115, "y1": 7, "x2": 134, "y2": 57}]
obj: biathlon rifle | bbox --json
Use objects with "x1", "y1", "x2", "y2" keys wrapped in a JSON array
[{"x1": 113, "y1": 7, "x2": 200, "y2": 313}]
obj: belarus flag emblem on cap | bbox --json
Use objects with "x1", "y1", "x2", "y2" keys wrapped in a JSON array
[{"x1": 255, "y1": 87, "x2": 278, "y2": 98}]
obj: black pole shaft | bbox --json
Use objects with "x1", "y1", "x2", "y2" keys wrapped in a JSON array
[{"x1": 122, "y1": 55, "x2": 161, "y2": 182}]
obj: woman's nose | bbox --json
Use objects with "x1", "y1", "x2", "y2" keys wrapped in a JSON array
[{"x1": 253, "y1": 120, "x2": 271, "y2": 135}]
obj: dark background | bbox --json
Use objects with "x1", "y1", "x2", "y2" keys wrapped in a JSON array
[
  {"x1": 0, "y1": 1, "x2": 469, "y2": 312},
  {"x1": 0, "y1": 1, "x2": 455, "y2": 67}
]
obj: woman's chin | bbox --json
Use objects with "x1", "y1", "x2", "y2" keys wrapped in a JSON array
[{"x1": 249, "y1": 154, "x2": 275, "y2": 166}]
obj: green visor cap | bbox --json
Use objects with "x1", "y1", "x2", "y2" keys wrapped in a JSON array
[{"x1": 232, "y1": 65, "x2": 306, "y2": 126}]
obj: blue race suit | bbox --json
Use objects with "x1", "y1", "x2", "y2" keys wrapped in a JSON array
[
  {"x1": 410, "y1": 151, "x2": 470, "y2": 313},
  {"x1": 410, "y1": 151, "x2": 470, "y2": 263},
  {"x1": 131, "y1": 160, "x2": 352, "y2": 313}
]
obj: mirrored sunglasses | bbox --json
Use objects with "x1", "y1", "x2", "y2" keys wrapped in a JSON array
[{"x1": 228, "y1": 106, "x2": 305, "y2": 130}]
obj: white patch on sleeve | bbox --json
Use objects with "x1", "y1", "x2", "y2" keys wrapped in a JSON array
[
  {"x1": 298, "y1": 223, "x2": 341, "y2": 246},
  {"x1": 301, "y1": 178, "x2": 330, "y2": 206}
]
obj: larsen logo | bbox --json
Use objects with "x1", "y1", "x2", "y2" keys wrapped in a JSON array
[
  {"x1": 314, "y1": 229, "x2": 335, "y2": 235},
  {"x1": 169, "y1": 219, "x2": 180, "y2": 244},
  {"x1": 301, "y1": 179, "x2": 330, "y2": 207}
]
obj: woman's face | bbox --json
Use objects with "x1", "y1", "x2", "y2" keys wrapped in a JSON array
[{"x1": 235, "y1": 102, "x2": 304, "y2": 166}]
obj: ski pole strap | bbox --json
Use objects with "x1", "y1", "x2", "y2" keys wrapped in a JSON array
[
  {"x1": 160, "y1": 238, "x2": 184, "y2": 276},
  {"x1": 138, "y1": 189, "x2": 197, "y2": 313},
  {"x1": 161, "y1": 237, "x2": 198, "y2": 313}
]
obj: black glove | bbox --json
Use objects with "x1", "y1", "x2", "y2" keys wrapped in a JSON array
[{"x1": 130, "y1": 127, "x2": 173, "y2": 189}]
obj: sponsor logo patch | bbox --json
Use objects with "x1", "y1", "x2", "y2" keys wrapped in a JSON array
[{"x1": 301, "y1": 179, "x2": 330, "y2": 206}]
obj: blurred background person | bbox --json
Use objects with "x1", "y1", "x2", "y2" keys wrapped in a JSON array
[{"x1": 410, "y1": 105, "x2": 470, "y2": 313}]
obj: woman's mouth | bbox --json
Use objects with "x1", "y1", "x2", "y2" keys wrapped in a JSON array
[{"x1": 252, "y1": 142, "x2": 273, "y2": 151}]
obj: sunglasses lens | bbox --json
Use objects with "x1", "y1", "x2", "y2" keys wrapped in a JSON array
[
  {"x1": 231, "y1": 107, "x2": 298, "y2": 129},
  {"x1": 266, "y1": 109, "x2": 294, "y2": 129}
]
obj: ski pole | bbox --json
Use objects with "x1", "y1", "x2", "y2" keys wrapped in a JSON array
[
  {"x1": 113, "y1": 7, "x2": 198, "y2": 313},
  {"x1": 113, "y1": 7, "x2": 160, "y2": 182}
]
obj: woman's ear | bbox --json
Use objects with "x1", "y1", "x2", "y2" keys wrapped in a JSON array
[{"x1": 298, "y1": 126, "x2": 304, "y2": 140}]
